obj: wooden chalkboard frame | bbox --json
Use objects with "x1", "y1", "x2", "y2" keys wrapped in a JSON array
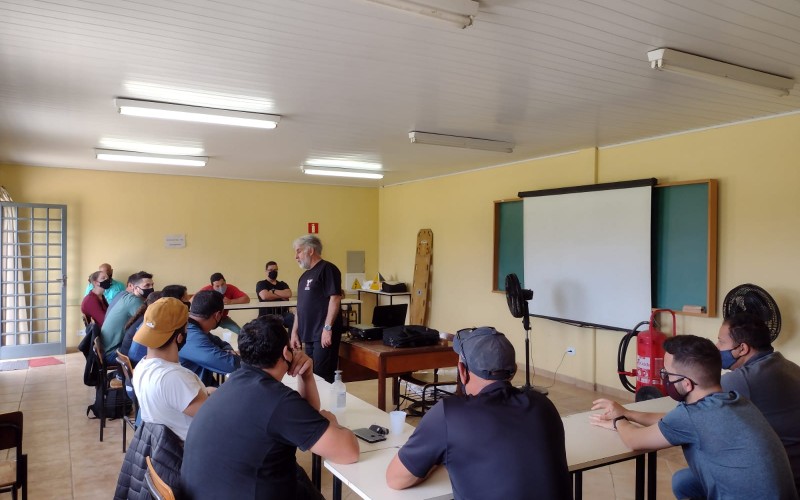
[{"x1": 492, "y1": 180, "x2": 718, "y2": 317}]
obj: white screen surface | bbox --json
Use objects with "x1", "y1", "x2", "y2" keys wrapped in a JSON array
[{"x1": 522, "y1": 185, "x2": 652, "y2": 330}]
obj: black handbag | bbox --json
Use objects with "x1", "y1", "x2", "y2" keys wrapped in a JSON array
[{"x1": 383, "y1": 325, "x2": 439, "y2": 348}]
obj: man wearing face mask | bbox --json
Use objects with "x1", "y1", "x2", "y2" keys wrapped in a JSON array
[
  {"x1": 100, "y1": 270, "x2": 154, "y2": 365},
  {"x1": 256, "y1": 260, "x2": 293, "y2": 325},
  {"x1": 83, "y1": 262, "x2": 126, "y2": 302},
  {"x1": 197, "y1": 272, "x2": 249, "y2": 334},
  {"x1": 132, "y1": 297, "x2": 212, "y2": 441},
  {"x1": 716, "y1": 313, "x2": 800, "y2": 495},
  {"x1": 386, "y1": 327, "x2": 571, "y2": 499},
  {"x1": 591, "y1": 335, "x2": 796, "y2": 500},
  {"x1": 179, "y1": 290, "x2": 241, "y2": 387}
]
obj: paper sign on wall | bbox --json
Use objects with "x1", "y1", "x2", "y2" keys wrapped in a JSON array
[{"x1": 164, "y1": 234, "x2": 186, "y2": 248}]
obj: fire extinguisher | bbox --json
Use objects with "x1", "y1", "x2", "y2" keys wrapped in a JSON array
[{"x1": 617, "y1": 309, "x2": 676, "y2": 401}]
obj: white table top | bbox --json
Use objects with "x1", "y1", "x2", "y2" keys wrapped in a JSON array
[
  {"x1": 281, "y1": 373, "x2": 415, "y2": 452},
  {"x1": 224, "y1": 298, "x2": 362, "y2": 310},
  {"x1": 325, "y1": 448, "x2": 453, "y2": 500},
  {"x1": 324, "y1": 395, "x2": 677, "y2": 500}
]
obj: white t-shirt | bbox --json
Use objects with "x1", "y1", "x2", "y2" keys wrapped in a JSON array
[{"x1": 132, "y1": 356, "x2": 205, "y2": 441}]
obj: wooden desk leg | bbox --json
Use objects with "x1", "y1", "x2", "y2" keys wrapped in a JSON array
[
  {"x1": 635, "y1": 454, "x2": 645, "y2": 500},
  {"x1": 332, "y1": 476, "x2": 342, "y2": 500},
  {"x1": 647, "y1": 451, "x2": 657, "y2": 500},
  {"x1": 312, "y1": 454, "x2": 321, "y2": 490},
  {"x1": 574, "y1": 471, "x2": 582, "y2": 500},
  {"x1": 392, "y1": 375, "x2": 400, "y2": 410},
  {"x1": 377, "y1": 363, "x2": 387, "y2": 412}
]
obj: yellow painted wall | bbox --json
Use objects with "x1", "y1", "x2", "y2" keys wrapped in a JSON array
[
  {"x1": 0, "y1": 164, "x2": 379, "y2": 349},
  {"x1": 380, "y1": 113, "x2": 800, "y2": 392}
]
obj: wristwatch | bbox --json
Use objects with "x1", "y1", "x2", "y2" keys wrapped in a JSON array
[
  {"x1": 324, "y1": 324, "x2": 332, "y2": 332},
  {"x1": 612, "y1": 416, "x2": 628, "y2": 430}
]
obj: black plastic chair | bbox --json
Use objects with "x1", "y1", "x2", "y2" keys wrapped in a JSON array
[
  {"x1": 0, "y1": 411, "x2": 27, "y2": 500},
  {"x1": 92, "y1": 336, "x2": 123, "y2": 442},
  {"x1": 116, "y1": 352, "x2": 138, "y2": 453}
]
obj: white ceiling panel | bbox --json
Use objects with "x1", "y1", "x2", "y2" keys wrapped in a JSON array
[{"x1": 1, "y1": 0, "x2": 800, "y2": 186}]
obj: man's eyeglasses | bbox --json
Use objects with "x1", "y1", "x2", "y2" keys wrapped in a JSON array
[{"x1": 659, "y1": 368, "x2": 697, "y2": 386}]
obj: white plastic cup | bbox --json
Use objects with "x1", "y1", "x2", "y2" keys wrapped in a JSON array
[{"x1": 389, "y1": 410, "x2": 406, "y2": 435}]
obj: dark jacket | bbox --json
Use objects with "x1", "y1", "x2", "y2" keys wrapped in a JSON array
[{"x1": 115, "y1": 422, "x2": 184, "y2": 500}]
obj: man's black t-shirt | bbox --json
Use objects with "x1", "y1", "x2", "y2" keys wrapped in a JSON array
[
  {"x1": 181, "y1": 364, "x2": 329, "y2": 499},
  {"x1": 255, "y1": 279, "x2": 291, "y2": 317},
  {"x1": 296, "y1": 260, "x2": 343, "y2": 342}
]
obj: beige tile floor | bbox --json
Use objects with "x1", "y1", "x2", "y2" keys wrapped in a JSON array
[{"x1": 0, "y1": 352, "x2": 688, "y2": 499}]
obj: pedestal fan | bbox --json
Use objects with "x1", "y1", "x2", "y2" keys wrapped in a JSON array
[
  {"x1": 505, "y1": 273, "x2": 546, "y2": 394},
  {"x1": 723, "y1": 283, "x2": 781, "y2": 341}
]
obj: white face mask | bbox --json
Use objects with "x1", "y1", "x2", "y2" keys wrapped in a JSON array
[{"x1": 215, "y1": 285, "x2": 227, "y2": 295}]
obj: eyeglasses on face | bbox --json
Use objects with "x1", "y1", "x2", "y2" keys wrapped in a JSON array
[{"x1": 659, "y1": 368, "x2": 697, "y2": 386}]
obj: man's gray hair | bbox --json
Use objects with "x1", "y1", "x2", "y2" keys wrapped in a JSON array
[{"x1": 293, "y1": 234, "x2": 323, "y2": 255}]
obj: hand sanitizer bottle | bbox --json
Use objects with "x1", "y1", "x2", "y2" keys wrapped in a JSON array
[{"x1": 331, "y1": 370, "x2": 347, "y2": 413}]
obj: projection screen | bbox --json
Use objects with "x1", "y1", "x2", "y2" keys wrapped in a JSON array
[{"x1": 521, "y1": 179, "x2": 655, "y2": 330}]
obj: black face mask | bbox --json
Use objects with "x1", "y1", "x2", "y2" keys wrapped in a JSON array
[
  {"x1": 99, "y1": 279, "x2": 112, "y2": 290},
  {"x1": 268, "y1": 270, "x2": 278, "y2": 280},
  {"x1": 176, "y1": 333, "x2": 186, "y2": 351},
  {"x1": 139, "y1": 286, "x2": 154, "y2": 299}
]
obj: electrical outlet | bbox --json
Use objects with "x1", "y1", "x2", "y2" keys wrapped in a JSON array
[{"x1": 566, "y1": 347, "x2": 576, "y2": 356}]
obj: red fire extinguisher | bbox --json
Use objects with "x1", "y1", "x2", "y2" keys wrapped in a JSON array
[{"x1": 617, "y1": 309, "x2": 676, "y2": 401}]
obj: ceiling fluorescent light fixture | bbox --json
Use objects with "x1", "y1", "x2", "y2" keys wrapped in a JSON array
[
  {"x1": 302, "y1": 167, "x2": 384, "y2": 179},
  {"x1": 647, "y1": 48, "x2": 794, "y2": 97},
  {"x1": 305, "y1": 159, "x2": 382, "y2": 170},
  {"x1": 409, "y1": 131, "x2": 514, "y2": 153},
  {"x1": 116, "y1": 98, "x2": 281, "y2": 129},
  {"x1": 364, "y1": 0, "x2": 478, "y2": 29},
  {"x1": 95, "y1": 149, "x2": 207, "y2": 167}
]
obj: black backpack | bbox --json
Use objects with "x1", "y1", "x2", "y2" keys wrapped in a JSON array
[
  {"x1": 86, "y1": 372, "x2": 132, "y2": 420},
  {"x1": 383, "y1": 325, "x2": 440, "y2": 348},
  {"x1": 78, "y1": 323, "x2": 102, "y2": 387}
]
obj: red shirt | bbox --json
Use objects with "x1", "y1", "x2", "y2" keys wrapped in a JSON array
[
  {"x1": 81, "y1": 292, "x2": 109, "y2": 326},
  {"x1": 199, "y1": 283, "x2": 248, "y2": 317}
]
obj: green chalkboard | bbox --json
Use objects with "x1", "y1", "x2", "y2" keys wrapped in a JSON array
[
  {"x1": 493, "y1": 180, "x2": 717, "y2": 315},
  {"x1": 493, "y1": 200, "x2": 524, "y2": 291}
]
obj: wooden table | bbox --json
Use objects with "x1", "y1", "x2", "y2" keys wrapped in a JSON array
[{"x1": 338, "y1": 338, "x2": 458, "y2": 411}]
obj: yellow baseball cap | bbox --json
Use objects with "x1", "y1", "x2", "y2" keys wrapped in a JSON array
[{"x1": 133, "y1": 297, "x2": 189, "y2": 348}]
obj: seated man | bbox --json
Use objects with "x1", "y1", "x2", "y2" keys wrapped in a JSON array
[
  {"x1": 83, "y1": 262, "x2": 125, "y2": 302},
  {"x1": 591, "y1": 334, "x2": 796, "y2": 500},
  {"x1": 179, "y1": 290, "x2": 241, "y2": 386},
  {"x1": 100, "y1": 270, "x2": 154, "y2": 365},
  {"x1": 181, "y1": 315, "x2": 359, "y2": 500},
  {"x1": 198, "y1": 272, "x2": 249, "y2": 333},
  {"x1": 386, "y1": 327, "x2": 571, "y2": 499},
  {"x1": 256, "y1": 260, "x2": 293, "y2": 326},
  {"x1": 132, "y1": 297, "x2": 212, "y2": 441},
  {"x1": 81, "y1": 270, "x2": 110, "y2": 326},
  {"x1": 716, "y1": 313, "x2": 800, "y2": 494}
]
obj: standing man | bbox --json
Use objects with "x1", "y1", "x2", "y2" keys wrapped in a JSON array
[
  {"x1": 132, "y1": 297, "x2": 211, "y2": 441},
  {"x1": 386, "y1": 327, "x2": 571, "y2": 499},
  {"x1": 714, "y1": 313, "x2": 800, "y2": 494},
  {"x1": 290, "y1": 235, "x2": 343, "y2": 383},
  {"x1": 590, "y1": 335, "x2": 796, "y2": 500},
  {"x1": 181, "y1": 315, "x2": 358, "y2": 499},
  {"x1": 83, "y1": 262, "x2": 125, "y2": 301},
  {"x1": 256, "y1": 260, "x2": 293, "y2": 316},
  {"x1": 179, "y1": 290, "x2": 241, "y2": 386},
  {"x1": 197, "y1": 272, "x2": 249, "y2": 333},
  {"x1": 100, "y1": 271, "x2": 154, "y2": 365}
]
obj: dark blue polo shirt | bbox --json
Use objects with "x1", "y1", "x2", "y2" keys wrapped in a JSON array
[{"x1": 398, "y1": 381, "x2": 571, "y2": 500}]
